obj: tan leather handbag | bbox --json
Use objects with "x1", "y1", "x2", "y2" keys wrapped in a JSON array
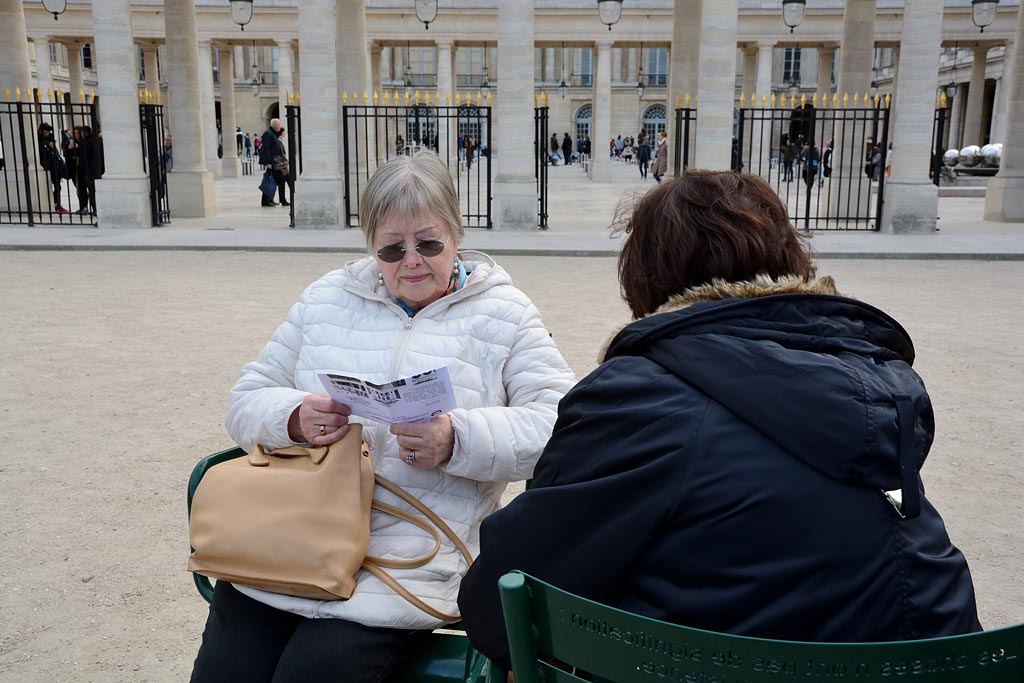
[{"x1": 188, "y1": 424, "x2": 472, "y2": 621}]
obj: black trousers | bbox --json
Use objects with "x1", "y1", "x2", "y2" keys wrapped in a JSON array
[{"x1": 191, "y1": 582, "x2": 429, "y2": 683}]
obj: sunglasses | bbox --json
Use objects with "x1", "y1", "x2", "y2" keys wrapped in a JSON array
[{"x1": 374, "y1": 237, "x2": 450, "y2": 263}]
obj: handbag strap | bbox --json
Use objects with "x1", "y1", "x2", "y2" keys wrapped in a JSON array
[{"x1": 361, "y1": 474, "x2": 474, "y2": 622}]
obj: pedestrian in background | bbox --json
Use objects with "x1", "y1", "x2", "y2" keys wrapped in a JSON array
[
  {"x1": 637, "y1": 132, "x2": 651, "y2": 179},
  {"x1": 651, "y1": 131, "x2": 668, "y2": 183},
  {"x1": 561, "y1": 132, "x2": 573, "y2": 167}
]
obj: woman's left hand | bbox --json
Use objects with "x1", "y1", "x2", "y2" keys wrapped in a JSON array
[{"x1": 390, "y1": 415, "x2": 455, "y2": 469}]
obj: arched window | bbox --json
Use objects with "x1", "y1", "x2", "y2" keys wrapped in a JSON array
[
  {"x1": 575, "y1": 104, "x2": 592, "y2": 141},
  {"x1": 642, "y1": 104, "x2": 667, "y2": 142}
]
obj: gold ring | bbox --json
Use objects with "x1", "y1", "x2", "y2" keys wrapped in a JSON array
[{"x1": 319, "y1": 425, "x2": 327, "y2": 437}]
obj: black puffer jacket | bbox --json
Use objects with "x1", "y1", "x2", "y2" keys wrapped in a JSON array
[{"x1": 458, "y1": 276, "x2": 980, "y2": 668}]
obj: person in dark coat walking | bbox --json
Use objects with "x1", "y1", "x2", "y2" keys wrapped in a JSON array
[
  {"x1": 258, "y1": 118, "x2": 285, "y2": 207},
  {"x1": 75, "y1": 125, "x2": 101, "y2": 215},
  {"x1": 458, "y1": 171, "x2": 981, "y2": 670},
  {"x1": 636, "y1": 131, "x2": 651, "y2": 179},
  {"x1": 37, "y1": 123, "x2": 68, "y2": 213},
  {"x1": 561, "y1": 133, "x2": 573, "y2": 167}
]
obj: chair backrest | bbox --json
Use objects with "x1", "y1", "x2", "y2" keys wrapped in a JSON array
[{"x1": 498, "y1": 571, "x2": 1024, "y2": 683}]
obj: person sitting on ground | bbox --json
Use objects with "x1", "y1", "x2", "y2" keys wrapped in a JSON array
[
  {"x1": 190, "y1": 150, "x2": 575, "y2": 683},
  {"x1": 458, "y1": 170, "x2": 981, "y2": 670}
]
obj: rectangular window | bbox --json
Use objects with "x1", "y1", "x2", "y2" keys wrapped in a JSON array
[
  {"x1": 82, "y1": 44, "x2": 92, "y2": 70},
  {"x1": 577, "y1": 48, "x2": 593, "y2": 87},
  {"x1": 212, "y1": 44, "x2": 220, "y2": 85},
  {"x1": 49, "y1": 42, "x2": 60, "y2": 67},
  {"x1": 409, "y1": 47, "x2": 437, "y2": 87},
  {"x1": 783, "y1": 47, "x2": 802, "y2": 83},
  {"x1": 646, "y1": 48, "x2": 668, "y2": 87},
  {"x1": 457, "y1": 47, "x2": 484, "y2": 87},
  {"x1": 138, "y1": 46, "x2": 145, "y2": 81}
]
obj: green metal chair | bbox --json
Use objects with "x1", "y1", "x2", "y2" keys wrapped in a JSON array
[
  {"x1": 497, "y1": 571, "x2": 1024, "y2": 683},
  {"x1": 187, "y1": 447, "x2": 492, "y2": 683}
]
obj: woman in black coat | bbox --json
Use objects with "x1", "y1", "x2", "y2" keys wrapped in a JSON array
[
  {"x1": 37, "y1": 123, "x2": 68, "y2": 214},
  {"x1": 458, "y1": 171, "x2": 980, "y2": 670},
  {"x1": 75, "y1": 126, "x2": 102, "y2": 215}
]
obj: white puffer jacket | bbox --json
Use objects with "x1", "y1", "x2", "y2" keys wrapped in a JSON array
[{"x1": 225, "y1": 251, "x2": 576, "y2": 629}]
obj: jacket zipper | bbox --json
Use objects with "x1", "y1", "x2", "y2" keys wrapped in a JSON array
[{"x1": 373, "y1": 315, "x2": 415, "y2": 469}]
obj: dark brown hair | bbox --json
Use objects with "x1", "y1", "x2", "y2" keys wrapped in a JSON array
[{"x1": 614, "y1": 171, "x2": 815, "y2": 318}]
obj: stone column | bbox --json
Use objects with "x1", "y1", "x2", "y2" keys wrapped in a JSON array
[
  {"x1": 990, "y1": 75, "x2": 1005, "y2": 143},
  {"x1": 143, "y1": 44, "x2": 160, "y2": 99},
  {"x1": 164, "y1": 0, "x2": 216, "y2": 217},
  {"x1": 818, "y1": 45, "x2": 836, "y2": 94},
  {"x1": 67, "y1": 41, "x2": 85, "y2": 101},
  {"x1": 381, "y1": 45, "x2": 392, "y2": 85},
  {"x1": 494, "y1": 0, "x2": 537, "y2": 230},
  {"x1": 836, "y1": 0, "x2": 876, "y2": 97},
  {"x1": 947, "y1": 82, "x2": 964, "y2": 149},
  {"x1": 435, "y1": 40, "x2": 454, "y2": 165},
  {"x1": 985, "y1": 7, "x2": 1024, "y2": 221},
  {"x1": 197, "y1": 40, "x2": 221, "y2": 178},
  {"x1": 295, "y1": 0, "x2": 342, "y2": 229},
  {"x1": 667, "y1": 0, "x2": 702, "y2": 174},
  {"x1": 962, "y1": 45, "x2": 989, "y2": 147},
  {"x1": 0, "y1": 0, "x2": 32, "y2": 97},
  {"x1": 590, "y1": 40, "x2": 613, "y2": 181},
  {"x1": 218, "y1": 43, "x2": 242, "y2": 177},
  {"x1": 337, "y1": 0, "x2": 368, "y2": 216},
  {"x1": 612, "y1": 47, "x2": 623, "y2": 85},
  {"x1": 694, "y1": 0, "x2": 739, "y2": 170},
  {"x1": 34, "y1": 37, "x2": 54, "y2": 101},
  {"x1": 742, "y1": 46, "x2": 757, "y2": 99},
  {"x1": 369, "y1": 42, "x2": 383, "y2": 98},
  {"x1": 277, "y1": 39, "x2": 294, "y2": 105},
  {"x1": 827, "y1": 0, "x2": 876, "y2": 218},
  {"x1": 880, "y1": 0, "x2": 942, "y2": 234},
  {"x1": 393, "y1": 45, "x2": 404, "y2": 86},
  {"x1": 544, "y1": 47, "x2": 555, "y2": 83},
  {"x1": 92, "y1": 0, "x2": 152, "y2": 228},
  {"x1": 628, "y1": 48, "x2": 638, "y2": 85},
  {"x1": 755, "y1": 42, "x2": 774, "y2": 102}
]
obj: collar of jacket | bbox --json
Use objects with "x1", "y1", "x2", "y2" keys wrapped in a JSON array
[
  {"x1": 599, "y1": 275, "x2": 842, "y2": 362},
  {"x1": 341, "y1": 249, "x2": 509, "y2": 317}
]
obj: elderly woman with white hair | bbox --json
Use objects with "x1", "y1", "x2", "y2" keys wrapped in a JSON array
[{"x1": 190, "y1": 151, "x2": 575, "y2": 682}]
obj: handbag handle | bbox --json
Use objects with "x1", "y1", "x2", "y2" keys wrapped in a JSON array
[
  {"x1": 362, "y1": 474, "x2": 474, "y2": 622},
  {"x1": 250, "y1": 444, "x2": 329, "y2": 467}
]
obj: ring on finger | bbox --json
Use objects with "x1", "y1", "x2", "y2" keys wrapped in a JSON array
[
  {"x1": 318, "y1": 424, "x2": 327, "y2": 437},
  {"x1": 405, "y1": 449, "x2": 417, "y2": 464}
]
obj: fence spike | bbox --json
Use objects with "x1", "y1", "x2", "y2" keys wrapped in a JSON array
[
  {"x1": 842, "y1": 92, "x2": 849, "y2": 107},
  {"x1": 14, "y1": 86, "x2": 20, "y2": 101},
  {"x1": 486, "y1": 91, "x2": 492, "y2": 106},
  {"x1": 800, "y1": 93, "x2": 807, "y2": 108},
  {"x1": 874, "y1": 93, "x2": 882, "y2": 109},
  {"x1": 476, "y1": 91, "x2": 482, "y2": 106},
  {"x1": 761, "y1": 93, "x2": 767, "y2": 107},
  {"x1": 79, "y1": 88, "x2": 85, "y2": 103},
  {"x1": 542, "y1": 90, "x2": 549, "y2": 106},
  {"x1": 445, "y1": 91, "x2": 451, "y2": 105},
  {"x1": 414, "y1": 90, "x2": 421, "y2": 105},
  {"x1": 362, "y1": 90, "x2": 369, "y2": 105},
  {"x1": 884, "y1": 93, "x2": 891, "y2": 108},
  {"x1": 404, "y1": 91, "x2": 410, "y2": 106},
  {"x1": 455, "y1": 91, "x2": 462, "y2": 106},
  {"x1": 675, "y1": 95, "x2": 682, "y2": 109},
  {"x1": 373, "y1": 90, "x2": 379, "y2": 105},
  {"x1": 425, "y1": 91, "x2": 432, "y2": 106},
  {"x1": 341, "y1": 90, "x2": 348, "y2": 105},
  {"x1": 89, "y1": 89, "x2": 95, "y2": 103},
  {"x1": 853, "y1": 92, "x2": 860, "y2": 106},
  {"x1": 812, "y1": 92, "x2": 818, "y2": 107},
  {"x1": 684, "y1": 93, "x2": 691, "y2": 108},
  {"x1": 864, "y1": 91, "x2": 870, "y2": 106},
  {"x1": 739, "y1": 92, "x2": 746, "y2": 107},
  {"x1": 383, "y1": 90, "x2": 390, "y2": 105},
  {"x1": 790, "y1": 93, "x2": 796, "y2": 109},
  {"x1": 770, "y1": 92, "x2": 776, "y2": 109},
  {"x1": 56, "y1": 88, "x2": 63, "y2": 102},
  {"x1": 47, "y1": 88, "x2": 53, "y2": 101}
]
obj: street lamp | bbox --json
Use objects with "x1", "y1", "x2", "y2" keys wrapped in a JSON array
[
  {"x1": 636, "y1": 43, "x2": 646, "y2": 100},
  {"x1": 229, "y1": 0, "x2": 254, "y2": 31},
  {"x1": 972, "y1": 0, "x2": 999, "y2": 33},
  {"x1": 404, "y1": 42, "x2": 414, "y2": 97},
  {"x1": 788, "y1": 78, "x2": 800, "y2": 98},
  {"x1": 869, "y1": 80, "x2": 878, "y2": 99},
  {"x1": 781, "y1": 0, "x2": 806, "y2": 33},
  {"x1": 40, "y1": 0, "x2": 67, "y2": 21},
  {"x1": 945, "y1": 43, "x2": 960, "y2": 101},
  {"x1": 415, "y1": 0, "x2": 438, "y2": 31},
  {"x1": 559, "y1": 43, "x2": 568, "y2": 99},
  {"x1": 481, "y1": 48, "x2": 490, "y2": 96},
  {"x1": 597, "y1": 0, "x2": 623, "y2": 31}
]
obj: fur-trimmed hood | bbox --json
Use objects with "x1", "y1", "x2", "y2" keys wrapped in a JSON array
[{"x1": 602, "y1": 275, "x2": 930, "y2": 491}]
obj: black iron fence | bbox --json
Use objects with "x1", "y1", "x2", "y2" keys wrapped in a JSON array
[
  {"x1": 139, "y1": 103, "x2": 170, "y2": 226},
  {"x1": 735, "y1": 104, "x2": 891, "y2": 231},
  {"x1": 931, "y1": 107, "x2": 948, "y2": 187},
  {"x1": 341, "y1": 104, "x2": 492, "y2": 229},
  {"x1": 535, "y1": 106, "x2": 549, "y2": 230},
  {"x1": 672, "y1": 108, "x2": 696, "y2": 175},
  {"x1": 286, "y1": 104, "x2": 302, "y2": 228},
  {"x1": 0, "y1": 99, "x2": 99, "y2": 225}
]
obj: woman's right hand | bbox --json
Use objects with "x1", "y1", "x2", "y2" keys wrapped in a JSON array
[{"x1": 288, "y1": 394, "x2": 352, "y2": 446}]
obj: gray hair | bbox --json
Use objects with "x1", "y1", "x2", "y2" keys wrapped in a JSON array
[{"x1": 359, "y1": 151, "x2": 464, "y2": 248}]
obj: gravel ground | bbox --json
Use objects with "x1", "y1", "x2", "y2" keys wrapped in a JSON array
[{"x1": 0, "y1": 252, "x2": 1021, "y2": 682}]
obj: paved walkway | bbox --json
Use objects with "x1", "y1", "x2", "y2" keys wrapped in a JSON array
[{"x1": 2, "y1": 161, "x2": 1023, "y2": 258}]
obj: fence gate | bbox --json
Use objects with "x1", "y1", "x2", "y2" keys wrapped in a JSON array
[
  {"x1": 286, "y1": 104, "x2": 302, "y2": 228},
  {"x1": 139, "y1": 103, "x2": 170, "y2": 226},
  {"x1": 672, "y1": 107, "x2": 697, "y2": 175},
  {"x1": 736, "y1": 103, "x2": 891, "y2": 231},
  {"x1": 342, "y1": 101, "x2": 492, "y2": 229},
  {"x1": 534, "y1": 105, "x2": 549, "y2": 230},
  {"x1": 0, "y1": 98, "x2": 99, "y2": 225}
]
